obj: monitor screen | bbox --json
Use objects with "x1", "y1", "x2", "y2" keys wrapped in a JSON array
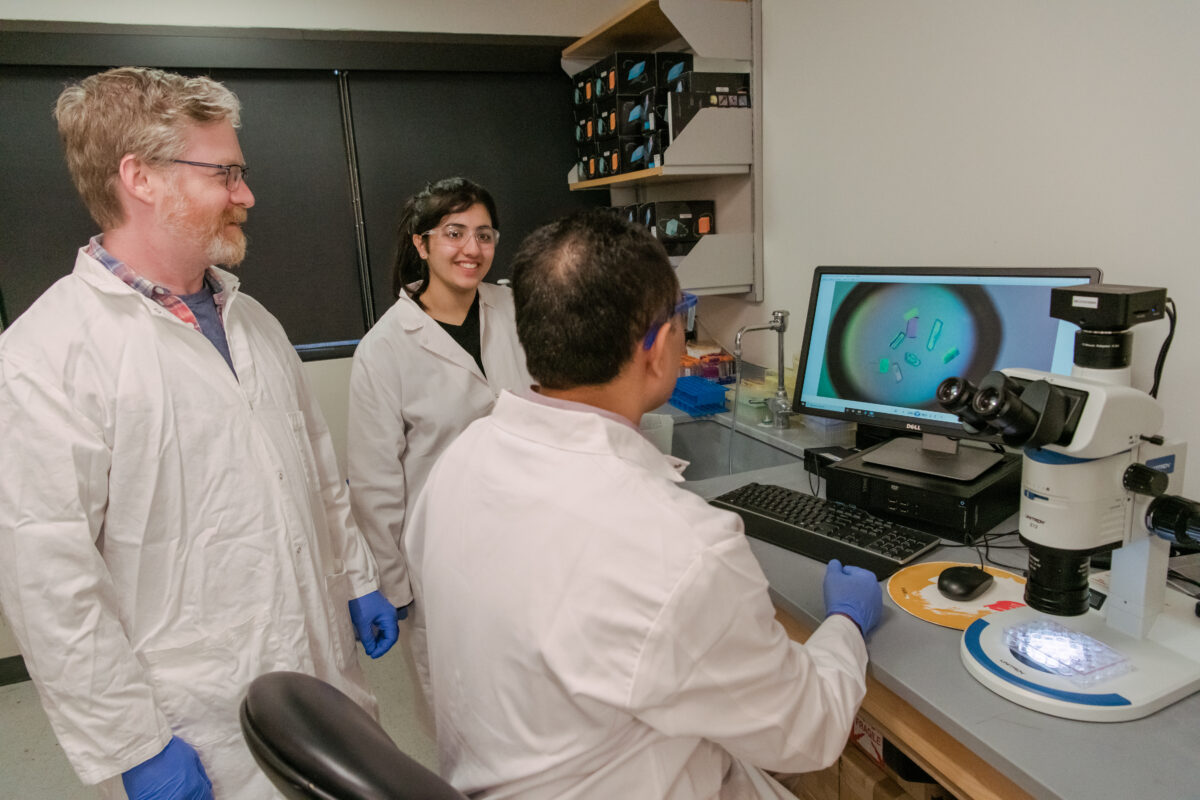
[{"x1": 792, "y1": 266, "x2": 1101, "y2": 470}]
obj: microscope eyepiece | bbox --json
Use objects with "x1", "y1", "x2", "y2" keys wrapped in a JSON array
[{"x1": 935, "y1": 377, "x2": 990, "y2": 434}]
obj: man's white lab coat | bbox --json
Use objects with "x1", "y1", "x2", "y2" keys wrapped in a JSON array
[
  {"x1": 0, "y1": 249, "x2": 381, "y2": 799},
  {"x1": 347, "y1": 282, "x2": 530, "y2": 606},
  {"x1": 406, "y1": 391, "x2": 869, "y2": 800}
]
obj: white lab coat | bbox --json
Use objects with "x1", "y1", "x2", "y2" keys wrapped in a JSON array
[
  {"x1": 0, "y1": 249, "x2": 381, "y2": 799},
  {"x1": 346, "y1": 282, "x2": 531, "y2": 606},
  {"x1": 406, "y1": 391, "x2": 870, "y2": 800}
]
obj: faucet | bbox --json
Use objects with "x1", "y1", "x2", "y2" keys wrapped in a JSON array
[{"x1": 734, "y1": 310, "x2": 792, "y2": 429}]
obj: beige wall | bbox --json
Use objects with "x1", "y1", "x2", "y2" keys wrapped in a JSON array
[
  {"x1": 702, "y1": 0, "x2": 1200, "y2": 497},
  {"x1": 0, "y1": 0, "x2": 628, "y2": 36}
]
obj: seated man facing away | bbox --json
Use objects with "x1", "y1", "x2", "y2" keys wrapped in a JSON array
[{"x1": 404, "y1": 209, "x2": 882, "y2": 799}]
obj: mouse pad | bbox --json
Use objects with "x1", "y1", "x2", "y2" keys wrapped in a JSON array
[{"x1": 887, "y1": 561, "x2": 1026, "y2": 630}]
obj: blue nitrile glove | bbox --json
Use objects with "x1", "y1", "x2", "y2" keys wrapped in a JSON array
[
  {"x1": 823, "y1": 558, "x2": 883, "y2": 636},
  {"x1": 396, "y1": 602, "x2": 412, "y2": 621},
  {"x1": 122, "y1": 736, "x2": 213, "y2": 800},
  {"x1": 348, "y1": 590, "x2": 399, "y2": 658}
]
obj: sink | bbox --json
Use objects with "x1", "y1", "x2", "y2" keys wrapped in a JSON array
[{"x1": 671, "y1": 419, "x2": 798, "y2": 480}]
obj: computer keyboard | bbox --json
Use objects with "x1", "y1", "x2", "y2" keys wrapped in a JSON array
[{"x1": 710, "y1": 482, "x2": 942, "y2": 579}]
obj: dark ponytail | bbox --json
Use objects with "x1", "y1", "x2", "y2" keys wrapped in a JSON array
[{"x1": 391, "y1": 177, "x2": 500, "y2": 305}]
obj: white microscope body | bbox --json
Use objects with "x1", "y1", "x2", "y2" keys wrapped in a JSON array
[{"x1": 937, "y1": 284, "x2": 1200, "y2": 721}]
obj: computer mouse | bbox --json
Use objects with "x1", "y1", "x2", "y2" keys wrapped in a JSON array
[{"x1": 937, "y1": 565, "x2": 994, "y2": 601}]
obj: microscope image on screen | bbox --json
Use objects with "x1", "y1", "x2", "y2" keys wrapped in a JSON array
[{"x1": 821, "y1": 282, "x2": 1063, "y2": 411}]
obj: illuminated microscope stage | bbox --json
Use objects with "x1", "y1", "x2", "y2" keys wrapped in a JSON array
[{"x1": 962, "y1": 578, "x2": 1200, "y2": 722}]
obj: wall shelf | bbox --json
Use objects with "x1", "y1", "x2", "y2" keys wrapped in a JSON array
[
  {"x1": 569, "y1": 107, "x2": 751, "y2": 190},
  {"x1": 563, "y1": 0, "x2": 758, "y2": 298}
]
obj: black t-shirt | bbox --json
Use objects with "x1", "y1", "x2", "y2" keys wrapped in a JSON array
[{"x1": 435, "y1": 291, "x2": 485, "y2": 377}]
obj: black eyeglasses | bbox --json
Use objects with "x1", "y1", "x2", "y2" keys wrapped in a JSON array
[{"x1": 171, "y1": 160, "x2": 249, "y2": 191}]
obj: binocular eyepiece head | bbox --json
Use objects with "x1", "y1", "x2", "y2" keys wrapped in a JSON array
[{"x1": 936, "y1": 372, "x2": 1069, "y2": 449}]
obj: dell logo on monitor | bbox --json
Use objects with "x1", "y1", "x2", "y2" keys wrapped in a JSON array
[{"x1": 905, "y1": 423, "x2": 923, "y2": 431}]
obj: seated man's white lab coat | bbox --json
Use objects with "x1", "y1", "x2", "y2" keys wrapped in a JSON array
[{"x1": 406, "y1": 390, "x2": 869, "y2": 800}]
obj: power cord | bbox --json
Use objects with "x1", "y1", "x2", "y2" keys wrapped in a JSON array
[{"x1": 1149, "y1": 296, "x2": 1176, "y2": 399}]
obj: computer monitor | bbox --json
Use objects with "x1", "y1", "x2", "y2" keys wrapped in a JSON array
[{"x1": 791, "y1": 266, "x2": 1102, "y2": 481}]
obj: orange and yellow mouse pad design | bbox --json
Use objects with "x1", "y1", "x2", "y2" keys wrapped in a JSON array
[{"x1": 887, "y1": 561, "x2": 1026, "y2": 630}]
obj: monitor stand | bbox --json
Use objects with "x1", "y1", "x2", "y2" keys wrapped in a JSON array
[{"x1": 860, "y1": 433, "x2": 1004, "y2": 482}]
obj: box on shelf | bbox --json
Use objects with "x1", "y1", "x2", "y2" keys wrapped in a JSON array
[
  {"x1": 593, "y1": 51, "x2": 656, "y2": 98},
  {"x1": 640, "y1": 200, "x2": 716, "y2": 242},
  {"x1": 594, "y1": 96, "x2": 619, "y2": 141},
  {"x1": 668, "y1": 70, "x2": 750, "y2": 95},
  {"x1": 652, "y1": 51, "x2": 694, "y2": 88},
  {"x1": 596, "y1": 143, "x2": 621, "y2": 177},
  {"x1": 617, "y1": 95, "x2": 646, "y2": 137},
  {"x1": 638, "y1": 87, "x2": 669, "y2": 133},
  {"x1": 573, "y1": 111, "x2": 595, "y2": 145},
  {"x1": 571, "y1": 64, "x2": 596, "y2": 109},
  {"x1": 643, "y1": 130, "x2": 666, "y2": 168},
  {"x1": 576, "y1": 144, "x2": 599, "y2": 181},
  {"x1": 619, "y1": 135, "x2": 651, "y2": 173},
  {"x1": 668, "y1": 90, "x2": 752, "y2": 142},
  {"x1": 616, "y1": 204, "x2": 638, "y2": 224}
]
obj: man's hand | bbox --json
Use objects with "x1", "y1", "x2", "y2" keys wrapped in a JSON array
[
  {"x1": 822, "y1": 558, "x2": 883, "y2": 636},
  {"x1": 122, "y1": 736, "x2": 213, "y2": 800},
  {"x1": 348, "y1": 590, "x2": 400, "y2": 658}
]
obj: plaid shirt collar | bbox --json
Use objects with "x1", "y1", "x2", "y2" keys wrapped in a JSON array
[{"x1": 87, "y1": 234, "x2": 229, "y2": 332}]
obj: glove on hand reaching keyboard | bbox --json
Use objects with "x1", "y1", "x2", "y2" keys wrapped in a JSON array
[{"x1": 823, "y1": 558, "x2": 883, "y2": 636}]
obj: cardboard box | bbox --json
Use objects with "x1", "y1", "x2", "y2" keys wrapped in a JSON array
[
  {"x1": 775, "y1": 761, "x2": 840, "y2": 800},
  {"x1": 851, "y1": 715, "x2": 886, "y2": 769},
  {"x1": 840, "y1": 746, "x2": 912, "y2": 800},
  {"x1": 851, "y1": 715, "x2": 950, "y2": 800}
]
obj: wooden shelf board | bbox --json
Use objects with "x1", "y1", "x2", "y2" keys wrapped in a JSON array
[{"x1": 563, "y1": 0, "x2": 679, "y2": 62}]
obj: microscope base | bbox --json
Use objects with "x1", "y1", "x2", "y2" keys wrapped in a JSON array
[{"x1": 960, "y1": 585, "x2": 1200, "y2": 722}]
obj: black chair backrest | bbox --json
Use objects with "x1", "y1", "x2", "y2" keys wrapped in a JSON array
[{"x1": 240, "y1": 670, "x2": 466, "y2": 800}]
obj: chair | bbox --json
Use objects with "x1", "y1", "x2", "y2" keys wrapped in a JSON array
[{"x1": 240, "y1": 670, "x2": 466, "y2": 800}]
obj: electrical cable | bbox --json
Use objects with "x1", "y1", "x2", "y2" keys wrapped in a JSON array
[{"x1": 1148, "y1": 297, "x2": 1176, "y2": 399}]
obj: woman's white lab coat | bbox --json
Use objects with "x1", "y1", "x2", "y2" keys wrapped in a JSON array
[
  {"x1": 0, "y1": 249, "x2": 381, "y2": 799},
  {"x1": 406, "y1": 391, "x2": 870, "y2": 799},
  {"x1": 346, "y1": 282, "x2": 531, "y2": 606}
]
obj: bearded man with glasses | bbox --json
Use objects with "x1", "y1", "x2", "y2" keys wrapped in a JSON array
[{"x1": 0, "y1": 66, "x2": 398, "y2": 800}]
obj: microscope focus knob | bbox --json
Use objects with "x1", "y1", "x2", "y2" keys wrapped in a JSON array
[{"x1": 1123, "y1": 463, "x2": 1169, "y2": 497}]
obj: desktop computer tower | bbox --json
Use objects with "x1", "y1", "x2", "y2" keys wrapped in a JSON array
[{"x1": 824, "y1": 444, "x2": 1022, "y2": 544}]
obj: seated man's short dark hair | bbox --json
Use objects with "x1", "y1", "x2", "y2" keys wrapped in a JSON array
[{"x1": 511, "y1": 209, "x2": 678, "y2": 390}]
